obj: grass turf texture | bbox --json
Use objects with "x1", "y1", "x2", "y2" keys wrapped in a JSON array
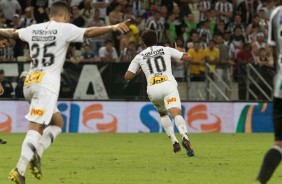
[{"x1": 0, "y1": 133, "x2": 282, "y2": 184}]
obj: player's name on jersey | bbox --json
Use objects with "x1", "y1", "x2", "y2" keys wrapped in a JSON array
[
  {"x1": 141, "y1": 48, "x2": 165, "y2": 59},
  {"x1": 32, "y1": 30, "x2": 58, "y2": 35},
  {"x1": 32, "y1": 36, "x2": 56, "y2": 41}
]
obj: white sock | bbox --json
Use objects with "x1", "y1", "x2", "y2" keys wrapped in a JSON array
[
  {"x1": 174, "y1": 115, "x2": 189, "y2": 140},
  {"x1": 16, "y1": 130, "x2": 41, "y2": 176},
  {"x1": 160, "y1": 115, "x2": 178, "y2": 144},
  {"x1": 37, "y1": 125, "x2": 62, "y2": 158}
]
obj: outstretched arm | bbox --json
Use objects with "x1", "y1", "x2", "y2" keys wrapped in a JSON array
[
  {"x1": 84, "y1": 19, "x2": 130, "y2": 38},
  {"x1": 124, "y1": 69, "x2": 142, "y2": 81},
  {"x1": 0, "y1": 29, "x2": 19, "y2": 39},
  {"x1": 174, "y1": 43, "x2": 191, "y2": 62},
  {"x1": 0, "y1": 82, "x2": 4, "y2": 96}
]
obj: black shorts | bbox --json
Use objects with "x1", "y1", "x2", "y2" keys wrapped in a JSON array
[{"x1": 273, "y1": 97, "x2": 282, "y2": 141}]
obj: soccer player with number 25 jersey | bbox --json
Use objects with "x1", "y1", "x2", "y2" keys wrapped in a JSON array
[{"x1": 0, "y1": 1, "x2": 130, "y2": 183}]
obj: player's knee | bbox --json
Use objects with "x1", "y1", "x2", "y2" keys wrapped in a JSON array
[
  {"x1": 159, "y1": 110, "x2": 168, "y2": 117},
  {"x1": 168, "y1": 107, "x2": 181, "y2": 119},
  {"x1": 54, "y1": 120, "x2": 64, "y2": 129},
  {"x1": 29, "y1": 121, "x2": 44, "y2": 134},
  {"x1": 50, "y1": 113, "x2": 64, "y2": 129},
  {"x1": 52, "y1": 118, "x2": 64, "y2": 129}
]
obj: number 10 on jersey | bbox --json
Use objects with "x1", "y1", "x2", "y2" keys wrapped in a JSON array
[{"x1": 146, "y1": 56, "x2": 167, "y2": 74}]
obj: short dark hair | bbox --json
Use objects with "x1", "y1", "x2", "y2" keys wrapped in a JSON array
[
  {"x1": 50, "y1": 1, "x2": 71, "y2": 17},
  {"x1": 0, "y1": 69, "x2": 4, "y2": 74},
  {"x1": 141, "y1": 29, "x2": 158, "y2": 47}
]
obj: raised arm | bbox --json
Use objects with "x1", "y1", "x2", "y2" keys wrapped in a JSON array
[
  {"x1": 180, "y1": 53, "x2": 192, "y2": 62},
  {"x1": 174, "y1": 43, "x2": 191, "y2": 62},
  {"x1": 0, "y1": 29, "x2": 19, "y2": 39},
  {"x1": 84, "y1": 19, "x2": 130, "y2": 38}
]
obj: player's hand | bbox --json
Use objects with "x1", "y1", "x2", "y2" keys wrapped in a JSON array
[
  {"x1": 0, "y1": 83, "x2": 4, "y2": 96},
  {"x1": 175, "y1": 42, "x2": 184, "y2": 52},
  {"x1": 112, "y1": 19, "x2": 130, "y2": 34}
]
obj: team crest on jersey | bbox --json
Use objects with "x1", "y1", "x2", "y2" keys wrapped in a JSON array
[{"x1": 31, "y1": 108, "x2": 45, "y2": 116}]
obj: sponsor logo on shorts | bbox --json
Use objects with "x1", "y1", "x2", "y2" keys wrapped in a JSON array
[
  {"x1": 166, "y1": 97, "x2": 177, "y2": 105},
  {"x1": 31, "y1": 108, "x2": 44, "y2": 116}
]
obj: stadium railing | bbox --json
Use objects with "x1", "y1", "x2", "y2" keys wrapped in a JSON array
[{"x1": 0, "y1": 61, "x2": 274, "y2": 101}]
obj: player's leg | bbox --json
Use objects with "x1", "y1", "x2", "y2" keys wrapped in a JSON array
[
  {"x1": 28, "y1": 92, "x2": 60, "y2": 180},
  {"x1": 9, "y1": 122, "x2": 44, "y2": 184},
  {"x1": 37, "y1": 111, "x2": 64, "y2": 158},
  {"x1": 164, "y1": 87, "x2": 194, "y2": 156},
  {"x1": 29, "y1": 111, "x2": 63, "y2": 180},
  {"x1": 147, "y1": 85, "x2": 180, "y2": 152},
  {"x1": 158, "y1": 110, "x2": 180, "y2": 153},
  {"x1": 168, "y1": 107, "x2": 194, "y2": 157},
  {"x1": 9, "y1": 86, "x2": 45, "y2": 183},
  {"x1": 256, "y1": 97, "x2": 282, "y2": 184}
]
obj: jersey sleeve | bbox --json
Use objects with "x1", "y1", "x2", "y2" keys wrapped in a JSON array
[
  {"x1": 165, "y1": 47, "x2": 183, "y2": 61},
  {"x1": 64, "y1": 23, "x2": 86, "y2": 43},
  {"x1": 127, "y1": 55, "x2": 141, "y2": 74},
  {"x1": 17, "y1": 27, "x2": 31, "y2": 42}
]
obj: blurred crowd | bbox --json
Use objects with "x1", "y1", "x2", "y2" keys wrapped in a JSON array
[{"x1": 0, "y1": 0, "x2": 277, "y2": 99}]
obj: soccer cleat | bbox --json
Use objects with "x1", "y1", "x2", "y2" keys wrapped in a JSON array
[
  {"x1": 182, "y1": 138, "x2": 195, "y2": 157},
  {"x1": 29, "y1": 152, "x2": 42, "y2": 180},
  {"x1": 8, "y1": 168, "x2": 25, "y2": 184},
  {"x1": 0, "y1": 138, "x2": 7, "y2": 144},
  {"x1": 173, "y1": 142, "x2": 181, "y2": 153}
]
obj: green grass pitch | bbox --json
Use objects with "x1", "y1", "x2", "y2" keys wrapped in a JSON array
[{"x1": 0, "y1": 133, "x2": 282, "y2": 184}]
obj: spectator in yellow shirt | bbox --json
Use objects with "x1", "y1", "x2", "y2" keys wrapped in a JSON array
[
  {"x1": 129, "y1": 23, "x2": 139, "y2": 43},
  {"x1": 187, "y1": 41, "x2": 205, "y2": 81},
  {"x1": 204, "y1": 40, "x2": 219, "y2": 76}
]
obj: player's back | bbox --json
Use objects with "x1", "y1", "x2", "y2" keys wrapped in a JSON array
[
  {"x1": 136, "y1": 46, "x2": 182, "y2": 86},
  {"x1": 18, "y1": 21, "x2": 85, "y2": 94}
]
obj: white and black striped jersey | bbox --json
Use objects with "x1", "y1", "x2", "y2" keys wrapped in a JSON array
[
  {"x1": 268, "y1": 6, "x2": 282, "y2": 98},
  {"x1": 199, "y1": 0, "x2": 212, "y2": 22},
  {"x1": 215, "y1": 1, "x2": 233, "y2": 24},
  {"x1": 145, "y1": 17, "x2": 164, "y2": 43},
  {"x1": 267, "y1": 6, "x2": 282, "y2": 69}
]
